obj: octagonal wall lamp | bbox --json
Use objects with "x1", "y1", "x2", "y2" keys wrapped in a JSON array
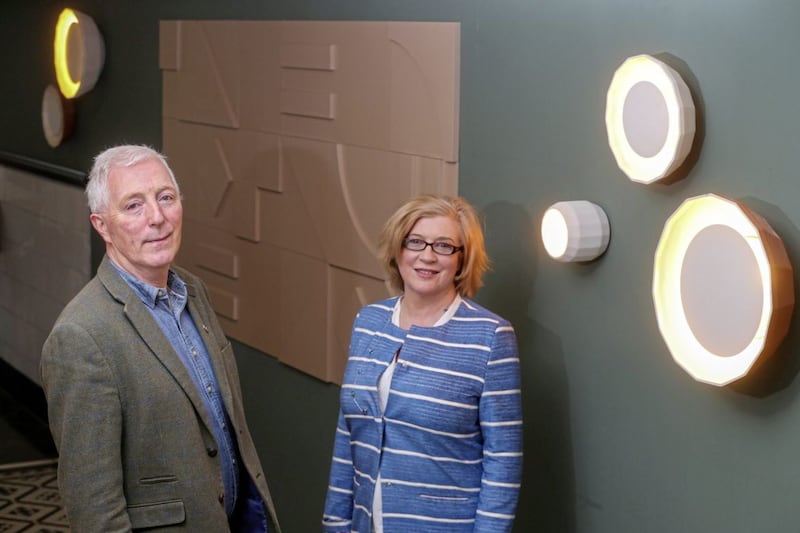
[
  {"x1": 54, "y1": 8, "x2": 105, "y2": 99},
  {"x1": 606, "y1": 54, "x2": 696, "y2": 184},
  {"x1": 652, "y1": 194, "x2": 793, "y2": 387},
  {"x1": 541, "y1": 200, "x2": 610, "y2": 263}
]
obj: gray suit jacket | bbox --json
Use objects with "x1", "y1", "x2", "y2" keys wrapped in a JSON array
[{"x1": 41, "y1": 256, "x2": 281, "y2": 532}]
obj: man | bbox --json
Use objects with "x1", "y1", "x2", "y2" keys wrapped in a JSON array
[{"x1": 41, "y1": 145, "x2": 281, "y2": 532}]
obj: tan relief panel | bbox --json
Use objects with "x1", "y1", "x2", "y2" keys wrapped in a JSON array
[{"x1": 160, "y1": 20, "x2": 460, "y2": 382}]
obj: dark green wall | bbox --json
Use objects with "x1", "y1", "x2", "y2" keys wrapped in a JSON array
[{"x1": 6, "y1": 1, "x2": 800, "y2": 532}]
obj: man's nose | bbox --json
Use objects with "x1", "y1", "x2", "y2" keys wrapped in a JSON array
[{"x1": 146, "y1": 201, "x2": 166, "y2": 224}]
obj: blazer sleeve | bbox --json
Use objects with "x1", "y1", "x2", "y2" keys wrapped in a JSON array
[
  {"x1": 322, "y1": 407, "x2": 355, "y2": 532},
  {"x1": 41, "y1": 321, "x2": 133, "y2": 532},
  {"x1": 474, "y1": 323, "x2": 523, "y2": 532}
]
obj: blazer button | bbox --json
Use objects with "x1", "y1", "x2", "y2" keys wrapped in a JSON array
[{"x1": 207, "y1": 447, "x2": 218, "y2": 457}]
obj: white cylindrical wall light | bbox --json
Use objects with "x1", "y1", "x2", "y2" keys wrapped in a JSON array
[
  {"x1": 42, "y1": 84, "x2": 75, "y2": 147},
  {"x1": 541, "y1": 201, "x2": 610, "y2": 262}
]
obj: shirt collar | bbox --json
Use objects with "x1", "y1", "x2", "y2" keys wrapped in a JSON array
[
  {"x1": 391, "y1": 294, "x2": 463, "y2": 327},
  {"x1": 109, "y1": 260, "x2": 187, "y2": 309}
]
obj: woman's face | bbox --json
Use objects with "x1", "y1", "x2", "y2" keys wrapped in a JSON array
[{"x1": 398, "y1": 215, "x2": 462, "y2": 303}]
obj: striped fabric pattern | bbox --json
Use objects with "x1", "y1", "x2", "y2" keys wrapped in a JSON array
[{"x1": 323, "y1": 297, "x2": 522, "y2": 533}]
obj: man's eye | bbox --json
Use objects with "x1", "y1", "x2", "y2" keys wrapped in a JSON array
[
  {"x1": 125, "y1": 202, "x2": 142, "y2": 211},
  {"x1": 158, "y1": 194, "x2": 175, "y2": 203}
]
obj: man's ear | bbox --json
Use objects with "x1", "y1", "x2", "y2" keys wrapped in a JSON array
[{"x1": 90, "y1": 213, "x2": 110, "y2": 243}]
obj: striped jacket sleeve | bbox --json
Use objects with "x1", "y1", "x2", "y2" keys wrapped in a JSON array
[
  {"x1": 474, "y1": 322, "x2": 523, "y2": 532},
  {"x1": 322, "y1": 407, "x2": 355, "y2": 532}
]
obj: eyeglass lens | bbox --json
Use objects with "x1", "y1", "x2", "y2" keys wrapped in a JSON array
[{"x1": 403, "y1": 238, "x2": 461, "y2": 255}]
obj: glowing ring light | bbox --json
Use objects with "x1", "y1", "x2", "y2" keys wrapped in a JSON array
[
  {"x1": 54, "y1": 8, "x2": 105, "y2": 99},
  {"x1": 541, "y1": 201, "x2": 610, "y2": 262},
  {"x1": 606, "y1": 54, "x2": 695, "y2": 184},
  {"x1": 653, "y1": 194, "x2": 793, "y2": 386}
]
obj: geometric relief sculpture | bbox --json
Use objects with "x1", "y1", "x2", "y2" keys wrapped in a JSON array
[
  {"x1": 606, "y1": 54, "x2": 696, "y2": 184},
  {"x1": 160, "y1": 20, "x2": 460, "y2": 382},
  {"x1": 653, "y1": 194, "x2": 794, "y2": 386}
]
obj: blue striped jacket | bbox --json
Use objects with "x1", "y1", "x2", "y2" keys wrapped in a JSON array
[{"x1": 323, "y1": 296, "x2": 523, "y2": 532}]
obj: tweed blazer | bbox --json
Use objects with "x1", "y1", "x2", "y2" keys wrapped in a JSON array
[
  {"x1": 323, "y1": 296, "x2": 523, "y2": 533},
  {"x1": 41, "y1": 256, "x2": 280, "y2": 532}
]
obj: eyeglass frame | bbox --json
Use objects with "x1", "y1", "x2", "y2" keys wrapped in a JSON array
[{"x1": 402, "y1": 237, "x2": 464, "y2": 256}]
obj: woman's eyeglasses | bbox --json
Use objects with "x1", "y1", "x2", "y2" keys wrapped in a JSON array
[{"x1": 402, "y1": 238, "x2": 463, "y2": 256}]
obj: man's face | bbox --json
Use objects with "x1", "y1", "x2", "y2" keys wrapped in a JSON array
[{"x1": 90, "y1": 158, "x2": 183, "y2": 287}]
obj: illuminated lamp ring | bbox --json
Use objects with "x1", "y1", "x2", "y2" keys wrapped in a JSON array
[
  {"x1": 652, "y1": 194, "x2": 793, "y2": 386},
  {"x1": 54, "y1": 8, "x2": 105, "y2": 99},
  {"x1": 605, "y1": 54, "x2": 695, "y2": 184}
]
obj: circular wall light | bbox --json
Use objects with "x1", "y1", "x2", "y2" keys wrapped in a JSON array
[
  {"x1": 54, "y1": 8, "x2": 105, "y2": 99},
  {"x1": 652, "y1": 194, "x2": 793, "y2": 386},
  {"x1": 541, "y1": 200, "x2": 610, "y2": 262},
  {"x1": 606, "y1": 54, "x2": 695, "y2": 184},
  {"x1": 42, "y1": 84, "x2": 75, "y2": 147}
]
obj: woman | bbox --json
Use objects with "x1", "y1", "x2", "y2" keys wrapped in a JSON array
[{"x1": 323, "y1": 195, "x2": 522, "y2": 532}]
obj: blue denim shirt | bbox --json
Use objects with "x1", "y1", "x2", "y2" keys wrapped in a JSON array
[{"x1": 111, "y1": 262, "x2": 240, "y2": 517}]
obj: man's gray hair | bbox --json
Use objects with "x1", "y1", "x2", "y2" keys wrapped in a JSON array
[{"x1": 85, "y1": 145, "x2": 179, "y2": 213}]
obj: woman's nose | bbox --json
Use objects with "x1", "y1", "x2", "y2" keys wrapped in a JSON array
[{"x1": 419, "y1": 245, "x2": 437, "y2": 260}]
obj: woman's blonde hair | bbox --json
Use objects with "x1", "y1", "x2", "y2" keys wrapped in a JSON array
[{"x1": 378, "y1": 194, "x2": 489, "y2": 298}]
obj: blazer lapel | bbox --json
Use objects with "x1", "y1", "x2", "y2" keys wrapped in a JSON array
[{"x1": 97, "y1": 257, "x2": 217, "y2": 433}]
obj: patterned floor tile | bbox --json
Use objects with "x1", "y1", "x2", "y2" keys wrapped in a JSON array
[{"x1": 0, "y1": 459, "x2": 68, "y2": 532}]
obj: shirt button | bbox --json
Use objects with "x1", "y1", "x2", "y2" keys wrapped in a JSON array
[
  {"x1": 192, "y1": 349, "x2": 198, "y2": 356},
  {"x1": 207, "y1": 447, "x2": 218, "y2": 457},
  {"x1": 218, "y1": 493, "x2": 224, "y2": 505},
  {"x1": 207, "y1": 385, "x2": 213, "y2": 393}
]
